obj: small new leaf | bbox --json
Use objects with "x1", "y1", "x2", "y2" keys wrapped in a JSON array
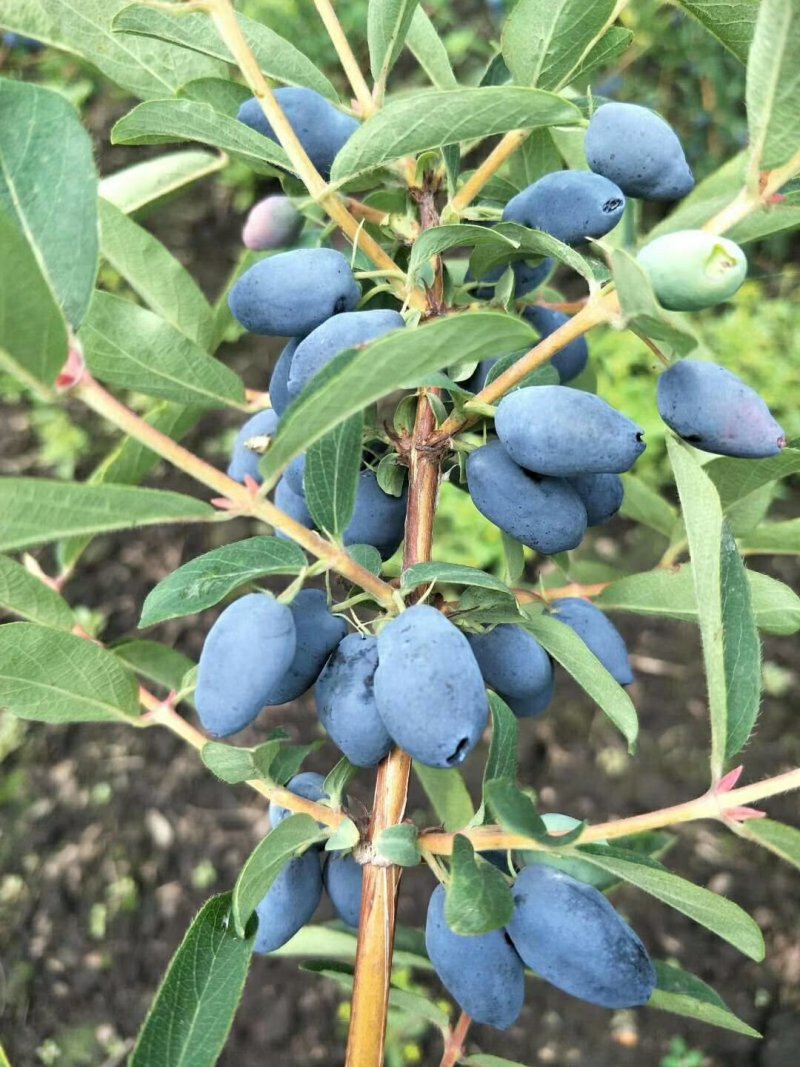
[
  {"x1": 375, "y1": 824, "x2": 421, "y2": 867},
  {"x1": 445, "y1": 835, "x2": 513, "y2": 935}
]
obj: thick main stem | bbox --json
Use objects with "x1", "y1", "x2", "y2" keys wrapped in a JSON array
[
  {"x1": 346, "y1": 392, "x2": 443, "y2": 1067},
  {"x1": 74, "y1": 374, "x2": 397, "y2": 608}
]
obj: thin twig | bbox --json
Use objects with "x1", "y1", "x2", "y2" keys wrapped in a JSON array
[
  {"x1": 311, "y1": 0, "x2": 374, "y2": 116},
  {"x1": 439, "y1": 1011, "x2": 472, "y2": 1067},
  {"x1": 445, "y1": 130, "x2": 531, "y2": 218}
]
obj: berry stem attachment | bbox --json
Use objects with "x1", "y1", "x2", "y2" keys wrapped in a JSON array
[{"x1": 439, "y1": 1011, "x2": 473, "y2": 1067}]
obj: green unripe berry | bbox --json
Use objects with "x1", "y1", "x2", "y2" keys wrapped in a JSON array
[{"x1": 637, "y1": 230, "x2": 747, "y2": 311}]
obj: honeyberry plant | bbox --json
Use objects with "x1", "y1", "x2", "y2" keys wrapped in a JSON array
[{"x1": 1, "y1": 0, "x2": 800, "y2": 1063}]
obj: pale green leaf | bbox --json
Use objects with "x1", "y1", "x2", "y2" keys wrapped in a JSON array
[
  {"x1": 232, "y1": 815, "x2": 326, "y2": 935},
  {"x1": 0, "y1": 79, "x2": 98, "y2": 328},
  {"x1": 0, "y1": 479, "x2": 214, "y2": 553},
  {"x1": 610, "y1": 247, "x2": 698, "y2": 358},
  {"x1": 0, "y1": 0, "x2": 223, "y2": 101},
  {"x1": 746, "y1": 0, "x2": 800, "y2": 168},
  {"x1": 140, "y1": 537, "x2": 306, "y2": 628},
  {"x1": 521, "y1": 609, "x2": 638, "y2": 749},
  {"x1": 304, "y1": 414, "x2": 363, "y2": 538},
  {"x1": 413, "y1": 764, "x2": 474, "y2": 832},
  {"x1": 739, "y1": 818, "x2": 800, "y2": 871},
  {"x1": 740, "y1": 518, "x2": 800, "y2": 554},
  {"x1": 375, "y1": 824, "x2": 421, "y2": 866},
  {"x1": 706, "y1": 446, "x2": 800, "y2": 508},
  {"x1": 501, "y1": 0, "x2": 618, "y2": 90},
  {"x1": 80, "y1": 291, "x2": 245, "y2": 408},
  {"x1": 0, "y1": 622, "x2": 139, "y2": 723},
  {"x1": 400, "y1": 562, "x2": 510, "y2": 596},
  {"x1": 130, "y1": 893, "x2": 255, "y2": 1067},
  {"x1": 667, "y1": 436, "x2": 761, "y2": 774},
  {"x1": 368, "y1": 0, "x2": 421, "y2": 82},
  {"x1": 649, "y1": 960, "x2": 761, "y2": 1036},
  {"x1": 261, "y1": 313, "x2": 537, "y2": 484},
  {"x1": 99, "y1": 149, "x2": 226, "y2": 216},
  {"x1": 675, "y1": 0, "x2": 759, "y2": 62},
  {"x1": 619, "y1": 474, "x2": 678, "y2": 539},
  {"x1": 99, "y1": 199, "x2": 214, "y2": 348},
  {"x1": 115, "y1": 4, "x2": 339, "y2": 101},
  {"x1": 405, "y1": 6, "x2": 457, "y2": 89},
  {"x1": 111, "y1": 639, "x2": 194, "y2": 693},
  {"x1": 0, "y1": 207, "x2": 67, "y2": 394},
  {"x1": 112, "y1": 99, "x2": 292, "y2": 176},
  {"x1": 445, "y1": 835, "x2": 513, "y2": 935},
  {"x1": 0, "y1": 555, "x2": 74, "y2": 629},
  {"x1": 330, "y1": 87, "x2": 581, "y2": 182}
]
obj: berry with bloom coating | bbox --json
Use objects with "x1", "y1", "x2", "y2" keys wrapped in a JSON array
[
  {"x1": 503, "y1": 171, "x2": 625, "y2": 246},
  {"x1": 316, "y1": 634, "x2": 392, "y2": 767},
  {"x1": 242, "y1": 195, "x2": 303, "y2": 250},
  {"x1": 254, "y1": 849, "x2": 323, "y2": 954},
  {"x1": 549, "y1": 597, "x2": 633, "y2": 686},
  {"x1": 227, "y1": 409, "x2": 278, "y2": 485},
  {"x1": 261, "y1": 589, "x2": 346, "y2": 706}
]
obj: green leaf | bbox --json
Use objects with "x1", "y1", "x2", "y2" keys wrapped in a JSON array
[
  {"x1": 675, "y1": 0, "x2": 759, "y2": 63},
  {"x1": 445, "y1": 835, "x2": 514, "y2": 935},
  {"x1": 508, "y1": 128, "x2": 561, "y2": 191},
  {"x1": 232, "y1": 815, "x2": 327, "y2": 936},
  {"x1": 484, "y1": 778, "x2": 546, "y2": 837},
  {"x1": 111, "y1": 639, "x2": 194, "y2": 693},
  {"x1": 520, "y1": 610, "x2": 639, "y2": 750},
  {"x1": 483, "y1": 693, "x2": 519, "y2": 792},
  {"x1": 115, "y1": 4, "x2": 339, "y2": 102},
  {"x1": 324, "y1": 817, "x2": 360, "y2": 853},
  {"x1": 100, "y1": 149, "x2": 226, "y2": 216},
  {"x1": 706, "y1": 445, "x2": 800, "y2": 509},
  {"x1": 0, "y1": 479, "x2": 214, "y2": 553},
  {"x1": 648, "y1": 960, "x2": 760, "y2": 1037},
  {"x1": 140, "y1": 537, "x2": 306, "y2": 629},
  {"x1": 619, "y1": 475, "x2": 678, "y2": 539},
  {"x1": 0, "y1": 80, "x2": 98, "y2": 329},
  {"x1": 0, "y1": 0, "x2": 223, "y2": 101},
  {"x1": 112, "y1": 100, "x2": 292, "y2": 177},
  {"x1": 273, "y1": 922, "x2": 434, "y2": 969},
  {"x1": 594, "y1": 565, "x2": 799, "y2": 635},
  {"x1": 570, "y1": 25, "x2": 633, "y2": 81},
  {"x1": 610, "y1": 247, "x2": 698, "y2": 358},
  {"x1": 201, "y1": 742, "x2": 258, "y2": 785},
  {"x1": 99, "y1": 199, "x2": 214, "y2": 348},
  {"x1": 322, "y1": 757, "x2": 359, "y2": 810},
  {"x1": 267, "y1": 741, "x2": 323, "y2": 786},
  {"x1": 262, "y1": 313, "x2": 536, "y2": 483},
  {"x1": 410, "y1": 221, "x2": 594, "y2": 286},
  {"x1": 0, "y1": 554, "x2": 74, "y2": 630},
  {"x1": 739, "y1": 818, "x2": 800, "y2": 870},
  {"x1": 405, "y1": 6, "x2": 457, "y2": 89},
  {"x1": 667, "y1": 436, "x2": 761, "y2": 774},
  {"x1": 368, "y1": 0, "x2": 421, "y2": 83},
  {"x1": 400, "y1": 562, "x2": 510, "y2": 596},
  {"x1": 346, "y1": 543, "x2": 383, "y2": 576},
  {"x1": 0, "y1": 207, "x2": 67, "y2": 394},
  {"x1": 80, "y1": 291, "x2": 245, "y2": 408},
  {"x1": 576, "y1": 844, "x2": 765, "y2": 961},
  {"x1": 304, "y1": 414, "x2": 363, "y2": 538},
  {"x1": 179, "y1": 77, "x2": 251, "y2": 116},
  {"x1": 375, "y1": 824, "x2": 421, "y2": 866},
  {"x1": 746, "y1": 0, "x2": 800, "y2": 169},
  {"x1": 463, "y1": 1056, "x2": 532, "y2": 1067},
  {"x1": 740, "y1": 518, "x2": 800, "y2": 555},
  {"x1": 330, "y1": 88, "x2": 580, "y2": 182},
  {"x1": 413, "y1": 763, "x2": 474, "y2": 832},
  {"x1": 0, "y1": 622, "x2": 139, "y2": 723},
  {"x1": 59, "y1": 402, "x2": 203, "y2": 572},
  {"x1": 501, "y1": 0, "x2": 618, "y2": 90},
  {"x1": 130, "y1": 893, "x2": 255, "y2": 1067}
]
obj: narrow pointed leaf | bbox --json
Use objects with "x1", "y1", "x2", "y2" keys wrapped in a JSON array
[
  {"x1": 112, "y1": 100, "x2": 292, "y2": 177},
  {"x1": 100, "y1": 149, "x2": 225, "y2": 215},
  {"x1": 405, "y1": 6, "x2": 457, "y2": 88},
  {"x1": 304, "y1": 413, "x2": 364, "y2": 538},
  {"x1": 114, "y1": 4, "x2": 338, "y2": 102},
  {"x1": 0, "y1": 623, "x2": 139, "y2": 723},
  {"x1": 80, "y1": 291, "x2": 245, "y2": 408},
  {"x1": 0, "y1": 80, "x2": 98, "y2": 329},
  {"x1": 413, "y1": 764, "x2": 475, "y2": 832},
  {"x1": 99, "y1": 199, "x2": 214, "y2": 348},
  {"x1": 140, "y1": 537, "x2": 306, "y2": 628},
  {"x1": 0, "y1": 479, "x2": 214, "y2": 553},
  {"x1": 330, "y1": 88, "x2": 580, "y2": 182},
  {"x1": 520, "y1": 609, "x2": 639, "y2": 749},
  {"x1": 0, "y1": 555, "x2": 74, "y2": 629},
  {"x1": 130, "y1": 893, "x2": 256, "y2": 1067},
  {"x1": 261, "y1": 313, "x2": 536, "y2": 483},
  {"x1": 675, "y1": 1, "x2": 759, "y2": 63},
  {"x1": 368, "y1": 0, "x2": 421, "y2": 82},
  {"x1": 739, "y1": 818, "x2": 800, "y2": 871},
  {"x1": 649, "y1": 960, "x2": 760, "y2": 1036},
  {"x1": 232, "y1": 815, "x2": 326, "y2": 936},
  {"x1": 746, "y1": 0, "x2": 800, "y2": 169},
  {"x1": 111, "y1": 640, "x2": 194, "y2": 693},
  {"x1": 501, "y1": 0, "x2": 618, "y2": 89}
]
